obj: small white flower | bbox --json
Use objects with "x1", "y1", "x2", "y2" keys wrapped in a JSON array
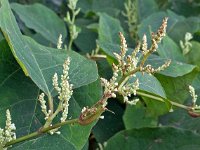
[
  {"x1": 57, "y1": 34, "x2": 63, "y2": 49},
  {"x1": 189, "y1": 85, "x2": 198, "y2": 105}
]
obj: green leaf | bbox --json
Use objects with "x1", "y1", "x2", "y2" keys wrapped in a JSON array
[
  {"x1": 105, "y1": 127, "x2": 200, "y2": 150},
  {"x1": 156, "y1": 71, "x2": 198, "y2": 104},
  {"x1": 130, "y1": 72, "x2": 166, "y2": 98},
  {"x1": 186, "y1": 41, "x2": 200, "y2": 67},
  {"x1": 0, "y1": 40, "x2": 102, "y2": 150},
  {"x1": 74, "y1": 19, "x2": 98, "y2": 53},
  {"x1": 160, "y1": 108, "x2": 200, "y2": 134},
  {"x1": 0, "y1": 0, "x2": 98, "y2": 96},
  {"x1": 92, "y1": 0, "x2": 124, "y2": 17},
  {"x1": 138, "y1": 10, "x2": 185, "y2": 44},
  {"x1": 168, "y1": 17, "x2": 200, "y2": 43},
  {"x1": 157, "y1": 36, "x2": 185, "y2": 62},
  {"x1": 137, "y1": 0, "x2": 159, "y2": 22},
  {"x1": 11, "y1": 3, "x2": 67, "y2": 45},
  {"x1": 147, "y1": 55, "x2": 196, "y2": 77},
  {"x1": 97, "y1": 41, "x2": 121, "y2": 58},
  {"x1": 123, "y1": 102, "x2": 157, "y2": 129},
  {"x1": 98, "y1": 13, "x2": 124, "y2": 44}
]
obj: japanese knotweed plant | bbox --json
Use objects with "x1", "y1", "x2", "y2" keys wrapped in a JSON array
[{"x1": 1, "y1": 17, "x2": 200, "y2": 149}]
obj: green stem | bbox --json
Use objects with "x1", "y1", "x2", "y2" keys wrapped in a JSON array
[
  {"x1": 5, "y1": 118, "x2": 79, "y2": 148},
  {"x1": 48, "y1": 95, "x2": 54, "y2": 116},
  {"x1": 118, "y1": 67, "x2": 140, "y2": 87},
  {"x1": 43, "y1": 102, "x2": 62, "y2": 128},
  {"x1": 67, "y1": 9, "x2": 76, "y2": 51},
  {"x1": 136, "y1": 91, "x2": 191, "y2": 110}
]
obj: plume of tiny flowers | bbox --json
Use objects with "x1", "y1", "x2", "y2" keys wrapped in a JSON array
[
  {"x1": 57, "y1": 34, "x2": 63, "y2": 49},
  {"x1": 151, "y1": 17, "x2": 168, "y2": 44},
  {"x1": 38, "y1": 93, "x2": 51, "y2": 120},
  {"x1": 113, "y1": 32, "x2": 128, "y2": 74},
  {"x1": 180, "y1": 32, "x2": 193, "y2": 55},
  {"x1": 100, "y1": 65, "x2": 119, "y2": 98},
  {"x1": 189, "y1": 85, "x2": 198, "y2": 107},
  {"x1": 0, "y1": 110, "x2": 16, "y2": 149},
  {"x1": 142, "y1": 60, "x2": 171, "y2": 75},
  {"x1": 121, "y1": 79, "x2": 140, "y2": 105},
  {"x1": 52, "y1": 58, "x2": 73, "y2": 122}
]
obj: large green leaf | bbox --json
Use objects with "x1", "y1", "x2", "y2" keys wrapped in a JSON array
[
  {"x1": 168, "y1": 17, "x2": 200, "y2": 43},
  {"x1": 157, "y1": 36, "x2": 185, "y2": 62},
  {"x1": 78, "y1": 0, "x2": 123, "y2": 17},
  {"x1": 74, "y1": 18, "x2": 98, "y2": 53},
  {"x1": 186, "y1": 41, "x2": 200, "y2": 67},
  {"x1": 105, "y1": 127, "x2": 200, "y2": 150},
  {"x1": 138, "y1": 10, "x2": 185, "y2": 44},
  {"x1": 0, "y1": 0, "x2": 98, "y2": 96},
  {"x1": 156, "y1": 71, "x2": 198, "y2": 104},
  {"x1": 0, "y1": 40, "x2": 102, "y2": 150},
  {"x1": 160, "y1": 108, "x2": 200, "y2": 134},
  {"x1": 137, "y1": 0, "x2": 158, "y2": 22},
  {"x1": 98, "y1": 13, "x2": 124, "y2": 44},
  {"x1": 123, "y1": 102, "x2": 157, "y2": 129},
  {"x1": 130, "y1": 72, "x2": 166, "y2": 98},
  {"x1": 11, "y1": 3, "x2": 67, "y2": 45}
]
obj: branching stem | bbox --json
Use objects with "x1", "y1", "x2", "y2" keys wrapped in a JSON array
[{"x1": 5, "y1": 119, "x2": 79, "y2": 148}]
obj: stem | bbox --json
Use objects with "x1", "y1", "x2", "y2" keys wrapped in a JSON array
[
  {"x1": 136, "y1": 91, "x2": 191, "y2": 110},
  {"x1": 5, "y1": 118, "x2": 79, "y2": 148},
  {"x1": 118, "y1": 67, "x2": 140, "y2": 87},
  {"x1": 48, "y1": 95, "x2": 54, "y2": 116},
  {"x1": 140, "y1": 52, "x2": 151, "y2": 68},
  {"x1": 67, "y1": 9, "x2": 76, "y2": 51},
  {"x1": 68, "y1": 36, "x2": 73, "y2": 51},
  {"x1": 43, "y1": 102, "x2": 62, "y2": 128}
]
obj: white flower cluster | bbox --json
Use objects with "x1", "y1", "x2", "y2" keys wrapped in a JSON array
[
  {"x1": 57, "y1": 34, "x2": 63, "y2": 49},
  {"x1": 121, "y1": 79, "x2": 140, "y2": 105},
  {"x1": 53, "y1": 58, "x2": 73, "y2": 122},
  {"x1": 189, "y1": 85, "x2": 198, "y2": 107},
  {"x1": 142, "y1": 60, "x2": 171, "y2": 75},
  {"x1": 113, "y1": 32, "x2": 139, "y2": 75},
  {"x1": 180, "y1": 32, "x2": 193, "y2": 55},
  {"x1": 38, "y1": 58, "x2": 73, "y2": 125},
  {"x1": 38, "y1": 93, "x2": 51, "y2": 120},
  {"x1": 101, "y1": 32, "x2": 141, "y2": 105},
  {"x1": 100, "y1": 67, "x2": 119, "y2": 98},
  {"x1": 0, "y1": 110, "x2": 16, "y2": 149}
]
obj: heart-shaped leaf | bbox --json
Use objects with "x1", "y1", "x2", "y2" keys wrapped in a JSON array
[{"x1": 0, "y1": 0, "x2": 98, "y2": 97}]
